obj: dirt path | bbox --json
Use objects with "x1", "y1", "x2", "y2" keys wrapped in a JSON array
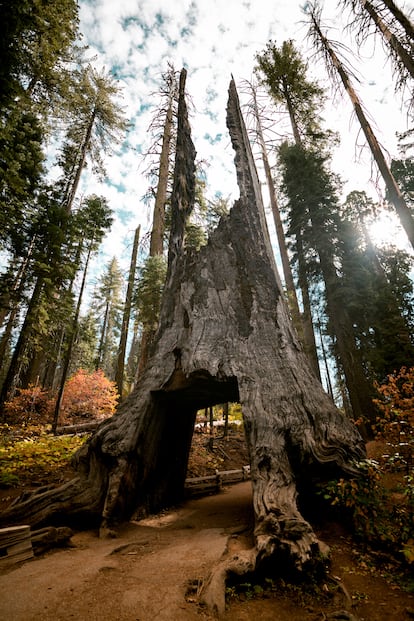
[{"x1": 0, "y1": 482, "x2": 413, "y2": 621}]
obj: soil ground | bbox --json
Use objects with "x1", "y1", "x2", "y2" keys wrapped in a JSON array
[{"x1": 0, "y1": 429, "x2": 413, "y2": 621}]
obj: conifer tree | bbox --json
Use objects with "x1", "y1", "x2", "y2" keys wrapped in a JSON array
[
  {"x1": 255, "y1": 41, "x2": 325, "y2": 378},
  {"x1": 278, "y1": 143, "x2": 379, "y2": 429},
  {"x1": 115, "y1": 226, "x2": 141, "y2": 399},
  {"x1": 95, "y1": 258, "x2": 124, "y2": 380},
  {"x1": 243, "y1": 79, "x2": 303, "y2": 346}
]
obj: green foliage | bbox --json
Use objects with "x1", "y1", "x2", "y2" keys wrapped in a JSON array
[
  {"x1": 0, "y1": 110, "x2": 45, "y2": 252},
  {"x1": 0, "y1": 0, "x2": 81, "y2": 252},
  {"x1": 184, "y1": 221, "x2": 207, "y2": 251},
  {"x1": 339, "y1": 192, "x2": 414, "y2": 381},
  {"x1": 322, "y1": 368, "x2": 414, "y2": 562},
  {"x1": 0, "y1": 0, "x2": 80, "y2": 112},
  {"x1": 70, "y1": 310, "x2": 99, "y2": 373},
  {"x1": 95, "y1": 257, "x2": 125, "y2": 377},
  {"x1": 323, "y1": 460, "x2": 414, "y2": 562},
  {"x1": 135, "y1": 255, "x2": 167, "y2": 330},
  {"x1": 255, "y1": 39, "x2": 334, "y2": 149},
  {"x1": 0, "y1": 424, "x2": 85, "y2": 488},
  {"x1": 228, "y1": 402, "x2": 243, "y2": 422},
  {"x1": 56, "y1": 65, "x2": 128, "y2": 208}
]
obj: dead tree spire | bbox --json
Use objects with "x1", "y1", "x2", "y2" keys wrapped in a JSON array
[
  {"x1": 227, "y1": 78, "x2": 285, "y2": 294},
  {"x1": 168, "y1": 68, "x2": 196, "y2": 267}
]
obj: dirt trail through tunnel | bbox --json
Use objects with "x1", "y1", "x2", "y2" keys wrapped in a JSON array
[{"x1": 0, "y1": 481, "x2": 413, "y2": 621}]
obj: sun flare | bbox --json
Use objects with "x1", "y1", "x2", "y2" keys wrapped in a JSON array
[{"x1": 368, "y1": 211, "x2": 411, "y2": 252}]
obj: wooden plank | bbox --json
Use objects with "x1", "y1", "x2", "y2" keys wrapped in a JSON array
[
  {"x1": 0, "y1": 525, "x2": 33, "y2": 568},
  {"x1": 184, "y1": 465, "x2": 251, "y2": 497}
]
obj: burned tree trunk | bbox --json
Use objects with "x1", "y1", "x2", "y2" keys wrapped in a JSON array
[{"x1": 0, "y1": 71, "x2": 364, "y2": 589}]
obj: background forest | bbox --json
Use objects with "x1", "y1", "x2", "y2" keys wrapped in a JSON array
[
  {"x1": 0, "y1": 0, "x2": 413, "y2": 428},
  {"x1": 0, "y1": 0, "x2": 413, "y2": 581}
]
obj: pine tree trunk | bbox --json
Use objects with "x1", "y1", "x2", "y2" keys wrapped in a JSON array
[
  {"x1": 149, "y1": 98, "x2": 174, "y2": 255},
  {"x1": 0, "y1": 74, "x2": 364, "y2": 601},
  {"x1": 282, "y1": 85, "x2": 321, "y2": 378},
  {"x1": 310, "y1": 13, "x2": 414, "y2": 249},
  {"x1": 63, "y1": 108, "x2": 96, "y2": 214},
  {"x1": 251, "y1": 87, "x2": 302, "y2": 335},
  {"x1": 296, "y1": 233, "x2": 322, "y2": 380},
  {"x1": 115, "y1": 226, "x2": 140, "y2": 398},
  {"x1": 0, "y1": 277, "x2": 44, "y2": 407},
  {"x1": 95, "y1": 300, "x2": 110, "y2": 370},
  {"x1": 317, "y1": 248, "x2": 377, "y2": 430},
  {"x1": 361, "y1": 0, "x2": 414, "y2": 78},
  {"x1": 52, "y1": 243, "x2": 93, "y2": 432},
  {"x1": 138, "y1": 91, "x2": 175, "y2": 375}
]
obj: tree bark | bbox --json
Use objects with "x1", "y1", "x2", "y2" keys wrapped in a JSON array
[
  {"x1": 52, "y1": 242, "x2": 93, "y2": 433},
  {"x1": 0, "y1": 276, "x2": 44, "y2": 407},
  {"x1": 115, "y1": 225, "x2": 140, "y2": 398},
  {"x1": 250, "y1": 86, "x2": 303, "y2": 340},
  {"x1": 0, "y1": 72, "x2": 364, "y2": 591}
]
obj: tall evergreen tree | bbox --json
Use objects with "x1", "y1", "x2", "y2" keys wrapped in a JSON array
[
  {"x1": 115, "y1": 225, "x2": 141, "y2": 399},
  {"x1": 0, "y1": 0, "x2": 81, "y2": 253},
  {"x1": 244, "y1": 79, "x2": 303, "y2": 348},
  {"x1": 56, "y1": 65, "x2": 128, "y2": 214},
  {"x1": 340, "y1": 191, "x2": 414, "y2": 378},
  {"x1": 52, "y1": 196, "x2": 113, "y2": 430},
  {"x1": 147, "y1": 64, "x2": 178, "y2": 256},
  {"x1": 136, "y1": 66, "x2": 178, "y2": 373},
  {"x1": 69, "y1": 310, "x2": 99, "y2": 375},
  {"x1": 255, "y1": 40, "x2": 325, "y2": 377},
  {"x1": 278, "y1": 143, "x2": 379, "y2": 429},
  {"x1": 95, "y1": 257, "x2": 124, "y2": 380},
  {"x1": 0, "y1": 61, "x2": 127, "y2": 404}
]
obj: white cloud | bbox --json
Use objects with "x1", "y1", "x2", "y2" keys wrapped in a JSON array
[{"x1": 75, "y1": 0, "x2": 412, "y2": 291}]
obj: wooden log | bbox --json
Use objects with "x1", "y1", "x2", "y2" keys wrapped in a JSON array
[
  {"x1": 31, "y1": 526, "x2": 73, "y2": 555},
  {"x1": 54, "y1": 421, "x2": 100, "y2": 436},
  {"x1": 0, "y1": 525, "x2": 33, "y2": 568}
]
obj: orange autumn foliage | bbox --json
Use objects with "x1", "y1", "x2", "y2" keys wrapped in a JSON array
[
  {"x1": 373, "y1": 366, "x2": 413, "y2": 472},
  {"x1": 58, "y1": 369, "x2": 119, "y2": 424},
  {"x1": 3, "y1": 385, "x2": 51, "y2": 425},
  {"x1": 2, "y1": 369, "x2": 119, "y2": 426}
]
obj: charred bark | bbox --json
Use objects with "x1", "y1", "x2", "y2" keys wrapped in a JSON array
[{"x1": 0, "y1": 72, "x2": 364, "y2": 591}]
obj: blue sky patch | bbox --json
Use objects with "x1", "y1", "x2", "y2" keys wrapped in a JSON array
[{"x1": 204, "y1": 132, "x2": 223, "y2": 145}]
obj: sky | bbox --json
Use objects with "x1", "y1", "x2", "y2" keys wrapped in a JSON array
[{"x1": 75, "y1": 0, "x2": 413, "y2": 285}]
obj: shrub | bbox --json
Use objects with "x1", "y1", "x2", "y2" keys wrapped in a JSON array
[
  {"x1": 58, "y1": 368, "x2": 119, "y2": 424},
  {"x1": 322, "y1": 367, "x2": 414, "y2": 563},
  {"x1": 373, "y1": 366, "x2": 413, "y2": 474},
  {"x1": 0, "y1": 424, "x2": 85, "y2": 488},
  {"x1": 2, "y1": 369, "x2": 119, "y2": 426},
  {"x1": 3, "y1": 385, "x2": 52, "y2": 425}
]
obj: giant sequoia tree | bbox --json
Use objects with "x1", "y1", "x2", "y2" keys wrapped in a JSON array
[{"x1": 0, "y1": 71, "x2": 364, "y2": 609}]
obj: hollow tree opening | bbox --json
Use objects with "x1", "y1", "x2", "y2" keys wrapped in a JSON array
[{"x1": 135, "y1": 365, "x2": 240, "y2": 517}]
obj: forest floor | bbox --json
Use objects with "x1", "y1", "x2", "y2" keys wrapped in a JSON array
[{"x1": 0, "y1": 428, "x2": 414, "y2": 621}]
